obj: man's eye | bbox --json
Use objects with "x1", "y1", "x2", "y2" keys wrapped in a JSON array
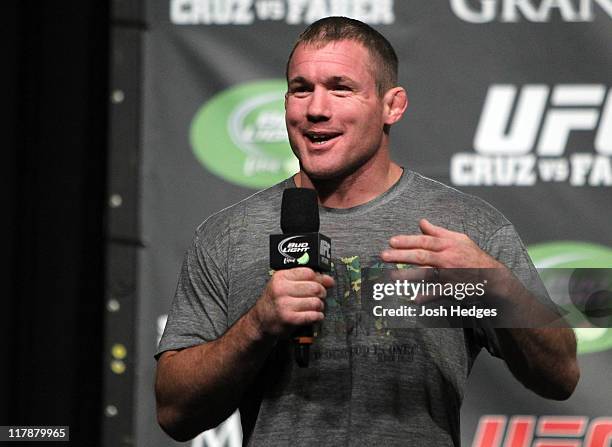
[
  {"x1": 334, "y1": 85, "x2": 352, "y2": 92},
  {"x1": 291, "y1": 86, "x2": 310, "y2": 93}
]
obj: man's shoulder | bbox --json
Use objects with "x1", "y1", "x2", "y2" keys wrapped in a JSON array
[
  {"x1": 407, "y1": 171, "x2": 512, "y2": 229},
  {"x1": 194, "y1": 178, "x2": 290, "y2": 238}
]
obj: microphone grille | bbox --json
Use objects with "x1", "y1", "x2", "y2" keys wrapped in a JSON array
[{"x1": 281, "y1": 188, "x2": 319, "y2": 234}]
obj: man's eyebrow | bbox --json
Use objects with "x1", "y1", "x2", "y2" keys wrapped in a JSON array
[
  {"x1": 288, "y1": 75, "x2": 356, "y2": 85},
  {"x1": 329, "y1": 76, "x2": 354, "y2": 84},
  {"x1": 288, "y1": 76, "x2": 309, "y2": 85}
]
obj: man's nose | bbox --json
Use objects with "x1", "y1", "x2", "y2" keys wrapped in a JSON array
[{"x1": 306, "y1": 87, "x2": 330, "y2": 122}]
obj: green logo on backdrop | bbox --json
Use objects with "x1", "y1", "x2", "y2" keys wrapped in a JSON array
[
  {"x1": 528, "y1": 241, "x2": 612, "y2": 355},
  {"x1": 190, "y1": 79, "x2": 299, "y2": 189}
]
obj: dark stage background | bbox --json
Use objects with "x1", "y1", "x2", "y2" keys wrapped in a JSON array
[{"x1": 4, "y1": 1, "x2": 109, "y2": 445}]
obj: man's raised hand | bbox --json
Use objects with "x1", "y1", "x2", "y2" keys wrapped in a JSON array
[{"x1": 381, "y1": 218, "x2": 501, "y2": 269}]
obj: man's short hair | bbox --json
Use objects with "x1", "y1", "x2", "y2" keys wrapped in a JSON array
[{"x1": 286, "y1": 16, "x2": 399, "y2": 97}]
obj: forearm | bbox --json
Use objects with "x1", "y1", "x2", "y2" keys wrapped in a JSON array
[
  {"x1": 155, "y1": 309, "x2": 277, "y2": 441},
  {"x1": 486, "y1": 267, "x2": 580, "y2": 399},
  {"x1": 495, "y1": 327, "x2": 579, "y2": 400},
  {"x1": 155, "y1": 267, "x2": 332, "y2": 441}
]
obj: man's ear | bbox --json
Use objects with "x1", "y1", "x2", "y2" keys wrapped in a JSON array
[{"x1": 383, "y1": 87, "x2": 408, "y2": 126}]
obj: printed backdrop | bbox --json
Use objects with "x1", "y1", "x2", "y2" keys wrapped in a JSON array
[{"x1": 132, "y1": 1, "x2": 612, "y2": 445}]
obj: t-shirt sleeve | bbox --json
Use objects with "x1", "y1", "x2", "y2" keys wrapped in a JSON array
[
  {"x1": 473, "y1": 224, "x2": 551, "y2": 358},
  {"x1": 155, "y1": 231, "x2": 229, "y2": 359}
]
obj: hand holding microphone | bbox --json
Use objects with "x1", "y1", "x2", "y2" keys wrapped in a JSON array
[
  {"x1": 251, "y1": 267, "x2": 334, "y2": 338},
  {"x1": 251, "y1": 188, "x2": 334, "y2": 367}
]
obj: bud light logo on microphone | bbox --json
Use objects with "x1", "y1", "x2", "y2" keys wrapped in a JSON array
[
  {"x1": 270, "y1": 233, "x2": 331, "y2": 271},
  {"x1": 278, "y1": 236, "x2": 311, "y2": 265}
]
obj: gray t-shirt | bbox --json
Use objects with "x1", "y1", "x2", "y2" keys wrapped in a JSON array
[{"x1": 157, "y1": 170, "x2": 547, "y2": 446}]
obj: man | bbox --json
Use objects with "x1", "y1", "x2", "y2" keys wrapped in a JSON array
[{"x1": 155, "y1": 17, "x2": 579, "y2": 446}]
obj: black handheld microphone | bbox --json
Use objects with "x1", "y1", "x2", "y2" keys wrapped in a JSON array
[{"x1": 270, "y1": 188, "x2": 332, "y2": 368}]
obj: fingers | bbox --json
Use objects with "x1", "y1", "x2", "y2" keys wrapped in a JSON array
[
  {"x1": 290, "y1": 311, "x2": 326, "y2": 326},
  {"x1": 389, "y1": 234, "x2": 446, "y2": 251},
  {"x1": 316, "y1": 272, "x2": 336, "y2": 288},
  {"x1": 286, "y1": 281, "x2": 328, "y2": 299},
  {"x1": 258, "y1": 269, "x2": 333, "y2": 335},
  {"x1": 381, "y1": 248, "x2": 439, "y2": 266},
  {"x1": 280, "y1": 267, "x2": 318, "y2": 281},
  {"x1": 273, "y1": 302, "x2": 325, "y2": 328},
  {"x1": 271, "y1": 269, "x2": 334, "y2": 301},
  {"x1": 388, "y1": 266, "x2": 431, "y2": 281},
  {"x1": 383, "y1": 219, "x2": 471, "y2": 266},
  {"x1": 419, "y1": 219, "x2": 457, "y2": 238},
  {"x1": 290, "y1": 296, "x2": 326, "y2": 313},
  {"x1": 280, "y1": 268, "x2": 335, "y2": 288}
]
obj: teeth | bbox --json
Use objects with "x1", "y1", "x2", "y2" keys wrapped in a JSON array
[{"x1": 307, "y1": 133, "x2": 337, "y2": 143}]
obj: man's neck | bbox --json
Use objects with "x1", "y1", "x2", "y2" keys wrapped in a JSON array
[{"x1": 294, "y1": 161, "x2": 403, "y2": 209}]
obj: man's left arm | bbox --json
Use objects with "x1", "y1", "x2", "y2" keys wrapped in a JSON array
[{"x1": 381, "y1": 218, "x2": 579, "y2": 400}]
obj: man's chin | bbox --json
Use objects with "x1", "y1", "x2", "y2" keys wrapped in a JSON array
[
  {"x1": 300, "y1": 163, "x2": 360, "y2": 182},
  {"x1": 297, "y1": 148, "x2": 379, "y2": 183},
  {"x1": 304, "y1": 170, "x2": 340, "y2": 181}
]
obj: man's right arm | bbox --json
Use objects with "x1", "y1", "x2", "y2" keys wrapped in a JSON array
[{"x1": 155, "y1": 268, "x2": 334, "y2": 442}]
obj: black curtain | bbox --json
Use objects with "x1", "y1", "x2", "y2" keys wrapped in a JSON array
[{"x1": 3, "y1": 1, "x2": 109, "y2": 445}]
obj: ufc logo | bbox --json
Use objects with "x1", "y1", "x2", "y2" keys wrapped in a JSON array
[
  {"x1": 472, "y1": 415, "x2": 612, "y2": 447},
  {"x1": 320, "y1": 240, "x2": 331, "y2": 258},
  {"x1": 474, "y1": 85, "x2": 612, "y2": 156}
]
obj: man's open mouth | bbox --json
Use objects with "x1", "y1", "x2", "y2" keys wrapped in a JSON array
[{"x1": 304, "y1": 131, "x2": 342, "y2": 145}]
